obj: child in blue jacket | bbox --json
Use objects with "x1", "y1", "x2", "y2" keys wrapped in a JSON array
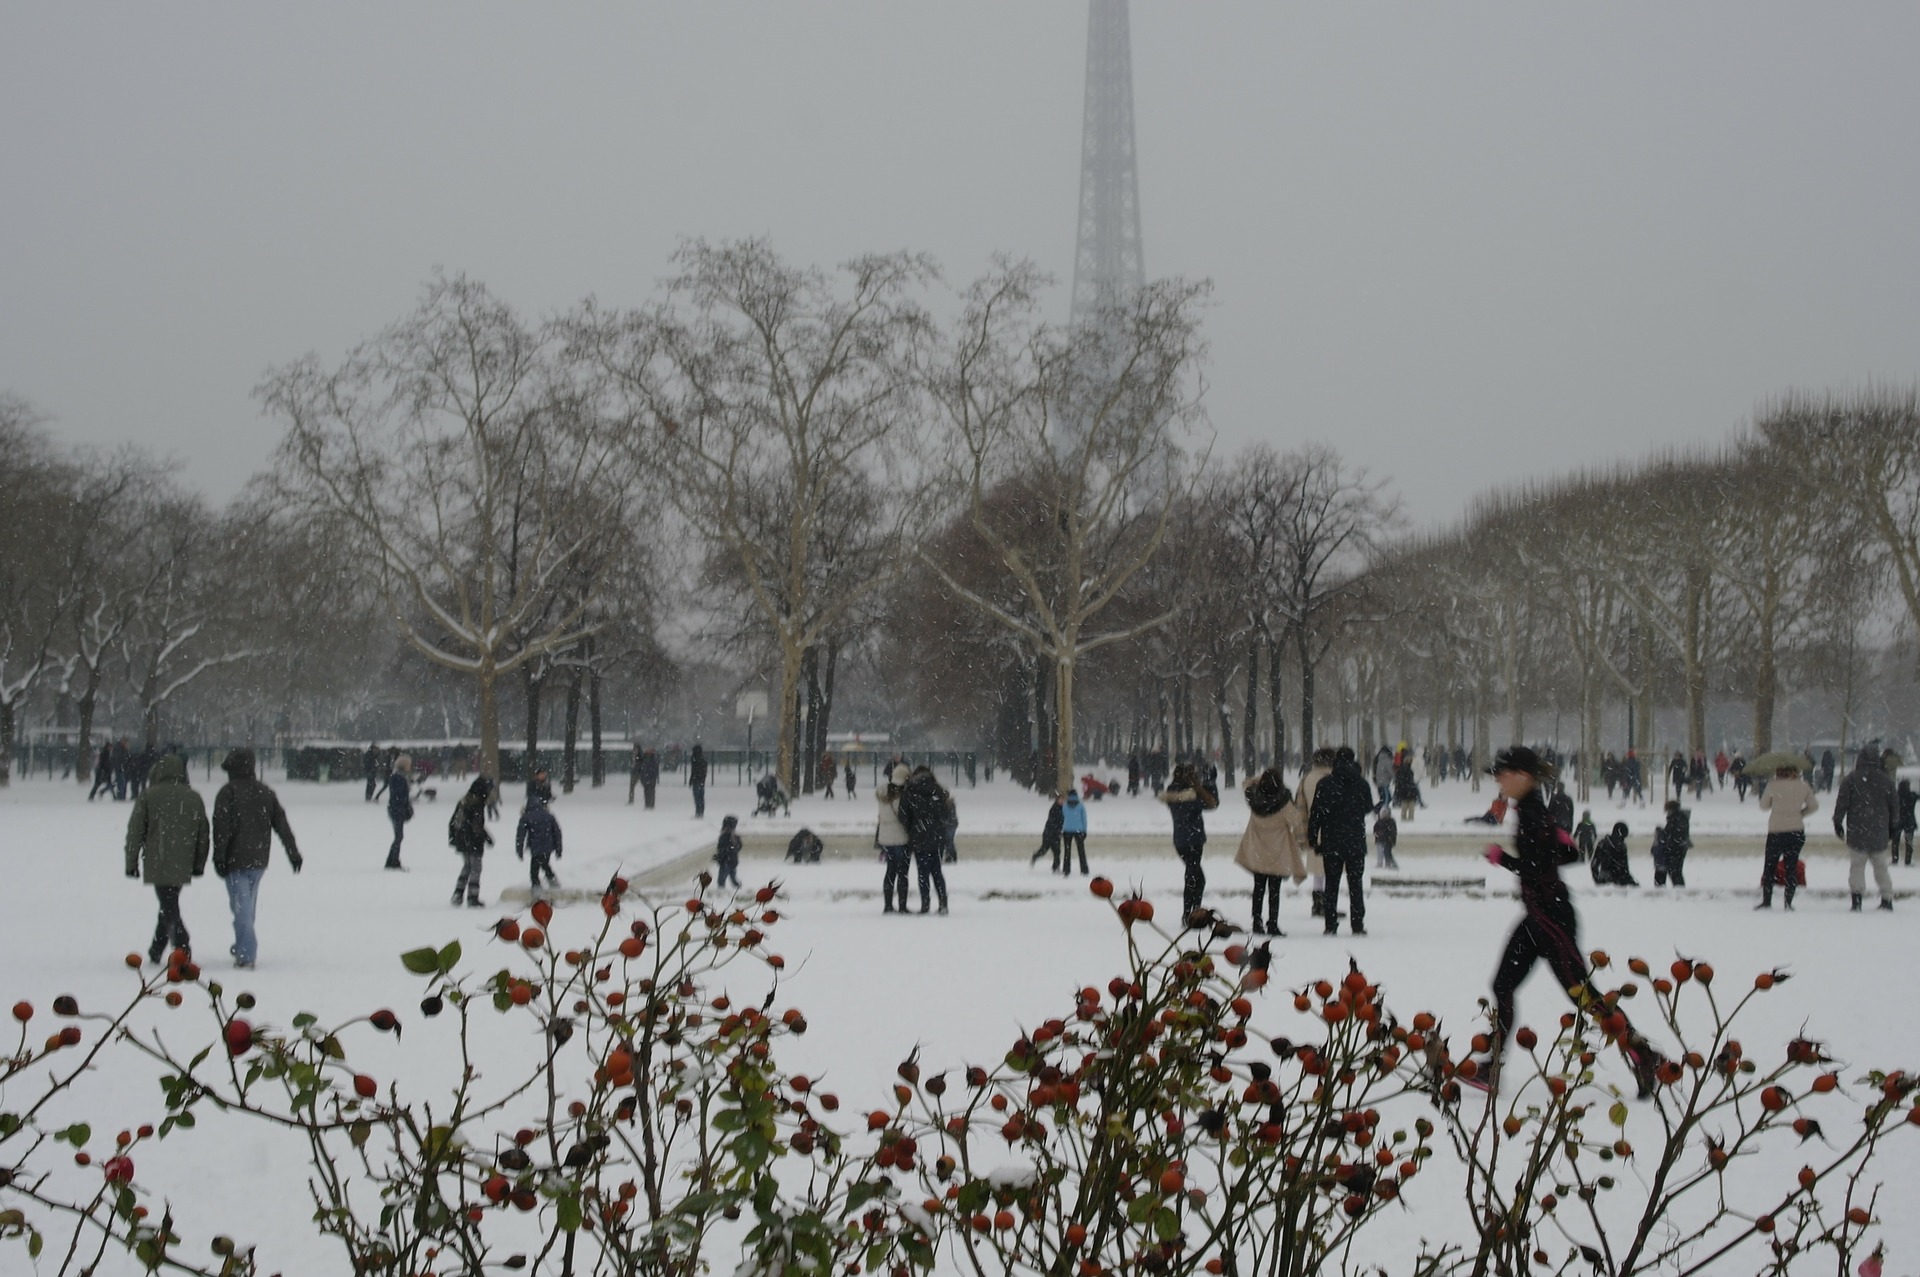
[{"x1": 1059, "y1": 788, "x2": 1089, "y2": 876}]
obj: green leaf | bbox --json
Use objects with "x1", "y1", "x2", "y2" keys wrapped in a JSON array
[
  {"x1": 27, "y1": 1231, "x2": 42, "y2": 1259},
  {"x1": 437, "y1": 940, "x2": 462, "y2": 974},
  {"x1": 1609, "y1": 1102, "x2": 1629, "y2": 1128},
  {"x1": 1153, "y1": 1206, "x2": 1181, "y2": 1241},
  {"x1": 350, "y1": 1121, "x2": 371, "y2": 1149},
  {"x1": 59, "y1": 1123, "x2": 91, "y2": 1147},
  {"x1": 174, "y1": 1111, "x2": 195, "y2": 1129},
  {"x1": 400, "y1": 948, "x2": 442, "y2": 976},
  {"x1": 556, "y1": 1194, "x2": 582, "y2": 1233},
  {"x1": 319, "y1": 1036, "x2": 346, "y2": 1061},
  {"x1": 292, "y1": 1012, "x2": 317, "y2": 1029}
]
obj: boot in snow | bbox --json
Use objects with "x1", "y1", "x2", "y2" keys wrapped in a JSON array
[
  {"x1": 1851, "y1": 894, "x2": 1863, "y2": 913},
  {"x1": 1878, "y1": 898, "x2": 1894, "y2": 911}
]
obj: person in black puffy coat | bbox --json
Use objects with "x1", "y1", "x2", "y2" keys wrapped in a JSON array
[
  {"x1": 1307, "y1": 747, "x2": 1373, "y2": 936},
  {"x1": 515, "y1": 791, "x2": 563, "y2": 893}
]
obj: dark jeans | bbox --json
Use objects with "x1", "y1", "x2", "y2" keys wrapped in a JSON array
[
  {"x1": 912, "y1": 845, "x2": 948, "y2": 912},
  {"x1": 692, "y1": 783, "x2": 705, "y2": 818},
  {"x1": 716, "y1": 853, "x2": 739, "y2": 889},
  {"x1": 1761, "y1": 831, "x2": 1804, "y2": 903},
  {"x1": 1320, "y1": 850, "x2": 1365, "y2": 931},
  {"x1": 365, "y1": 774, "x2": 378, "y2": 802},
  {"x1": 1250, "y1": 873, "x2": 1282, "y2": 930},
  {"x1": 387, "y1": 816, "x2": 407, "y2": 868},
  {"x1": 150, "y1": 885, "x2": 190, "y2": 958},
  {"x1": 642, "y1": 783, "x2": 656, "y2": 810},
  {"x1": 528, "y1": 852, "x2": 559, "y2": 889},
  {"x1": 1653, "y1": 847, "x2": 1688, "y2": 887},
  {"x1": 1491, "y1": 898, "x2": 1586, "y2": 1051},
  {"x1": 882, "y1": 846, "x2": 910, "y2": 910},
  {"x1": 89, "y1": 773, "x2": 113, "y2": 800},
  {"x1": 1060, "y1": 832, "x2": 1087, "y2": 875},
  {"x1": 1177, "y1": 842, "x2": 1206, "y2": 918}
]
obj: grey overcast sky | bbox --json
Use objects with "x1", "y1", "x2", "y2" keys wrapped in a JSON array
[{"x1": 4, "y1": 4, "x2": 1919, "y2": 525}]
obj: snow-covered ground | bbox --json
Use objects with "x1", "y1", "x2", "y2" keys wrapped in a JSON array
[{"x1": 3, "y1": 770, "x2": 1917, "y2": 1272}]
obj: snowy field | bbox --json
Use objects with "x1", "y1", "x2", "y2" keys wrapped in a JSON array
[{"x1": 3, "y1": 768, "x2": 1918, "y2": 1272}]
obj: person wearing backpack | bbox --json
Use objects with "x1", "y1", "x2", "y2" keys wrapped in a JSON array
[
  {"x1": 714, "y1": 815, "x2": 742, "y2": 888},
  {"x1": 449, "y1": 777, "x2": 495, "y2": 908},
  {"x1": 515, "y1": 791, "x2": 563, "y2": 894}
]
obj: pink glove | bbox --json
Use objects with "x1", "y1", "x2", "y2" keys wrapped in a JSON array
[{"x1": 1484, "y1": 845, "x2": 1504, "y2": 865}]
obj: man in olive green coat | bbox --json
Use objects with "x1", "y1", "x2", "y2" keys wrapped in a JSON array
[{"x1": 124, "y1": 753, "x2": 211, "y2": 963}]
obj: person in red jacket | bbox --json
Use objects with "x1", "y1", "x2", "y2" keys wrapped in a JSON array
[{"x1": 1468, "y1": 747, "x2": 1665, "y2": 1098}]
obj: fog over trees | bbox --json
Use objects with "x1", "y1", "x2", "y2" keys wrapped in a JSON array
[{"x1": 4, "y1": 246, "x2": 1917, "y2": 788}]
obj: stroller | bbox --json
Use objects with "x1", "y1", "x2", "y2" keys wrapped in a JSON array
[{"x1": 753, "y1": 773, "x2": 791, "y2": 818}]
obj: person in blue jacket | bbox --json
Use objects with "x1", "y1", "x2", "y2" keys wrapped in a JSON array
[{"x1": 1059, "y1": 787, "x2": 1089, "y2": 876}]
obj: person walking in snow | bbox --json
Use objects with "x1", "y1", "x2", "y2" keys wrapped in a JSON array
[
  {"x1": 210, "y1": 748, "x2": 301, "y2": 970},
  {"x1": 1393, "y1": 754, "x2": 1422, "y2": 822},
  {"x1": 714, "y1": 815, "x2": 742, "y2": 889},
  {"x1": 1059, "y1": 787, "x2": 1089, "y2": 875},
  {"x1": 1235, "y1": 767, "x2": 1307, "y2": 936},
  {"x1": 820, "y1": 752, "x2": 836, "y2": 799},
  {"x1": 87, "y1": 744, "x2": 114, "y2": 801},
  {"x1": 876, "y1": 764, "x2": 912, "y2": 914},
  {"x1": 844, "y1": 759, "x2": 857, "y2": 801},
  {"x1": 363, "y1": 743, "x2": 382, "y2": 802},
  {"x1": 449, "y1": 776, "x2": 495, "y2": 908},
  {"x1": 515, "y1": 790, "x2": 563, "y2": 893},
  {"x1": 1470, "y1": 747, "x2": 1664, "y2": 1097},
  {"x1": 384, "y1": 754, "x2": 414, "y2": 870},
  {"x1": 124, "y1": 753, "x2": 209, "y2": 964},
  {"x1": 1756, "y1": 764, "x2": 1816, "y2": 910},
  {"x1": 1371, "y1": 746, "x2": 1395, "y2": 813},
  {"x1": 1833, "y1": 747, "x2": 1898, "y2": 912},
  {"x1": 1159, "y1": 762, "x2": 1219, "y2": 921}
]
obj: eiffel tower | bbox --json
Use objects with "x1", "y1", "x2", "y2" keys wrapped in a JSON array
[{"x1": 1069, "y1": 0, "x2": 1144, "y2": 326}]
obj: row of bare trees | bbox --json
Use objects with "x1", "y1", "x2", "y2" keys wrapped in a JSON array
[{"x1": 10, "y1": 244, "x2": 1918, "y2": 798}]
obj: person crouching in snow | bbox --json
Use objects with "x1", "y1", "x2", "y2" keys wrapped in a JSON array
[
  {"x1": 1059, "y1": 788, "x2": 1089, "y2": 876},
  {"x1": 1372, "y1": 811, "x2": 1399, "y2": 870},
  {"x1": 715, "y1": 816, "x2": 742, "y2": 889},
  {"x1": 1235, "y1": 767, "x2": 1307, "y2": 935},
  {"x1": 449, "y1": 777, "x2": 494, "y2": 908},
  {"x1": 1589, "y1": 821, "x2": 1638, "y2": 886},
  {"x1": 515, "y1": 791, "x2": 563, "y2": 894},
  {"x1": 1471, "y1": 747, "x2": 1665, "y2": 1097}
]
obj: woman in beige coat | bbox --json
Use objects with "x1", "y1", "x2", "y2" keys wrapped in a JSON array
[{"x1": 1236, "y1": 767, "x2": 1310, "y2": 935}]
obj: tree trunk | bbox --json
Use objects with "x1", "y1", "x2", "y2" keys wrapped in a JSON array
[
  {"x1": 478, "y1": 655, "x2": 502, "y2": 782},
  {"x1": 0, "y1": 700, "x2": 14, "y2": 786},
  {"x1": 1297, "y1": 624, "x2": 1317, "y2": 759},
  {"x1": 588, "y1": 640, "x2": 605, "y2": 788},
  {"x1": 818, "y1": 639, "x2": 839, "y2": 775},
  {"x1": 524, "y1": 663, "x2": 544, "y2": 780},
  {"x1": 561, "y1": 662, "x2": 582, "y2": 794},
  {"x1": 1684, "y1": 568, "x2": 1708, "y2": 755},
  {"x1": 1054, "y1": 647, "x2": 1077, "y2": 799},
  {"x1": 801, "y1": 646, "x2": 820, "y2": 795},
  {"x1": 143, "y1": 696, "x2": 161, "y2": 752},
  {"x1": 1753, "y1": 562, "x2": 1778, "y2": 753},
  {"x1": 1214, "y1": 666, "x2": 1236, "y2": 788},
  {"x1": 1636, "y1": 623, "x2": 1656, "y2": 756},
  {"x1": 776, "y1": 638, "x2": 804, "y2": 796},
  {"x1": 1243, "y1": 628, "x2": 1261, "y2": 772},
  {"x1": 74, "y1": 671, "x2": 101, "y2": 787},
  {"x1": 1266, "y1": 630, "x2": 1286, "y2": 770}
]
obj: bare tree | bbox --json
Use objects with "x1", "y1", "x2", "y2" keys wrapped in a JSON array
[
  {"x1": 264, "y1": 274, "x2": 634, "y2": 780},
  {"x1": 1262, "y1": 444, "x2": 1400, "y2": 757},
  {"x1": 0, "y1": 396, "x2": 69, "y2": 783},
  {"x1": 925, "y1": 262, "x2": 1210, "y2": 798},
  {"x1": 576, "y1": 239, "x2": 936, "y2": 791}
]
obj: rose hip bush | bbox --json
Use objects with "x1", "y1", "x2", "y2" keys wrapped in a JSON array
[{"x1": 0, "y1": 872, "x2": 1912, "y2": 1276}]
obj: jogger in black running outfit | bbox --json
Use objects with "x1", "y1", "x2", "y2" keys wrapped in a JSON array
[{"x1": 1475, "y1": 747, "x2": 1665, "y2": 1096}]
